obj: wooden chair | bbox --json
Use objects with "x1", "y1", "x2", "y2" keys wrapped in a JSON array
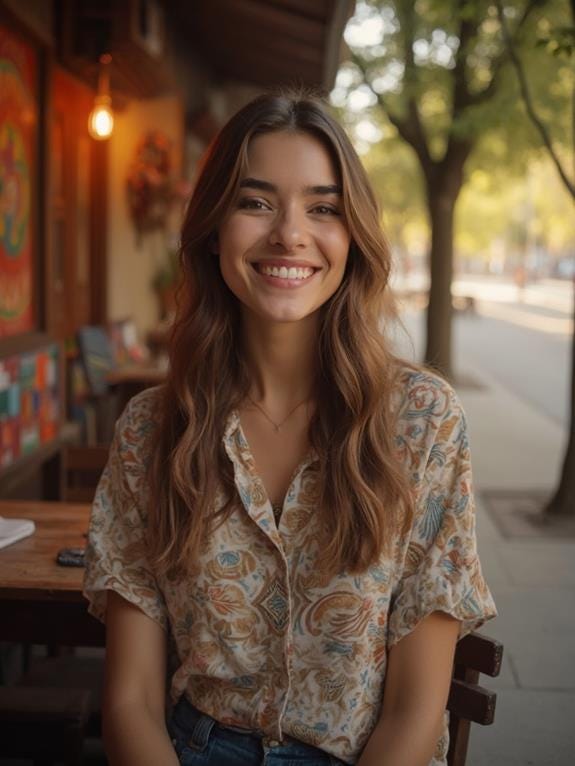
[
  {"x1": 0, "y1": 685, "x2": 92, "y2": 766},
  {"x1": 60, "y1": 444, "x2": 110, "y2": 503},
  {"x1": 447, "y1": 631, "x2": 503, "y2": 766},
  {"x1": 20, "y1": 653, "x2": 104, "y2": 739}
]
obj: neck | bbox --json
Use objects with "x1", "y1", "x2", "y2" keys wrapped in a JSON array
[{"x1": 241, "y1": 312, "x2": 318, "y2": 408}]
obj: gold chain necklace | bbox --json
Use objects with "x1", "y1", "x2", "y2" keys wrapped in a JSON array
[{"x1": 246, "y1": 395, "x2": 308, "y2": 433}]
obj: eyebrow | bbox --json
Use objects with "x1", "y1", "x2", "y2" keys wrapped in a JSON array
[{"x1": 239, "y1": 177, "x2": 342, "y2": 195}]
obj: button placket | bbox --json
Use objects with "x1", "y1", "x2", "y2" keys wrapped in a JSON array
[{"x1": 262, "y1": 737, "x2": 282, "y2": 748}]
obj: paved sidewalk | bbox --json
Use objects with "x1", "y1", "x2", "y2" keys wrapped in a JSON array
[
  {"x1": 393, "y1": 312, "x2": 575, "y2": 765},
  {"x1": 456, "y1": 367, "x2": 575, "y2": 766}
]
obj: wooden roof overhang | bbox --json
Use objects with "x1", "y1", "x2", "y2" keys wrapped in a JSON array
[
  {"x1": 171, "y1": 0, "x2": 356, "y2": 91},
  {"x1": 54, "y1": 0, "x2": 355, "y2": 100}
]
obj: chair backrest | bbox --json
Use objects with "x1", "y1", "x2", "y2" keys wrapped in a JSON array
[
  {"x1": 446, "y1": 631, "x2": 504, "y2": 766},
  {"x1": 60, "y1": 445, "x2": 110, "y2": 503}
]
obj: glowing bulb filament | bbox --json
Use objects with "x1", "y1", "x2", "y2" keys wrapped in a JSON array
[{"x1": 89, "y1": 99, "x2": 114, "y2": 140}]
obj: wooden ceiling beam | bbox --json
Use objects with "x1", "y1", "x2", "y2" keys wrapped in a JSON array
[
  {"x1": 192, "y1": 0, "x2": 325, "y2": 48},
  {"x1": 261, "y1": 0, "x2": 335, "y2": 22},
  {"x1": 170, "y1": 0, "x2": 354, "y2": 90},
  {"x1": 195, "y1": 21, "x2": 323, "y2": 69},
  {"x1": 212, "y1": 53, "x2": 320, "y2": 88}
]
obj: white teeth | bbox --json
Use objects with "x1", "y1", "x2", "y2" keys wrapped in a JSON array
[{"x1": 259, "y1": 264, "x2": 314, "y2": 280}]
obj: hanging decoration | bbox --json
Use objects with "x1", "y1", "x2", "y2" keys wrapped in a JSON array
[{"x1": 126, "y1": 131, "x2": 174, "y2": 235}]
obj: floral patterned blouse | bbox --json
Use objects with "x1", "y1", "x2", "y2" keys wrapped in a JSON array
[{"x1": 84, "y1": 367, "x2": 496, "y2": 765}]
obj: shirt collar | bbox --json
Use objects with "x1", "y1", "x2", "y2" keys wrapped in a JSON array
[{"x1": 223, "y1": 409, "x2": 319, "y2": 469}]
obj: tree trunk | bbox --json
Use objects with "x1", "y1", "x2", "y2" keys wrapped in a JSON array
[
  {"x1": 496, "y1": 0, "x2": 575, "y2": 518},
  {"x1": 424, "y1": 187, "x2": 459, "y2": 380},
  {"x1": 545, "y1": 282, "x2": 575, "y2": 516}
]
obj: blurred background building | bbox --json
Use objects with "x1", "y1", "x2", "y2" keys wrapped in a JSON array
[{"x1": 0, "y1": 0, "x2": 354, "y2": 492}]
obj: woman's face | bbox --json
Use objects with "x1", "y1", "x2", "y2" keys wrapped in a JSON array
[{"x1": 216, "y1": 130, "x2": 351, "y2": 325}]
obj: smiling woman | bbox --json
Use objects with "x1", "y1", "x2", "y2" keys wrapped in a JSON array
[
  {"x1": 217, "y1": 131, "x2": 351, "y2": 324},
  {"x1": 84, "y1": 90, "x2": 496, "y2": 766}
]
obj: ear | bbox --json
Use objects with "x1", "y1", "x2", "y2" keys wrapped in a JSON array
[{"x1": 209, "y1": 232, "x2": 219, "y2": 254}]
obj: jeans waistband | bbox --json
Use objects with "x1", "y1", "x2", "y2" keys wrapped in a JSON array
[
  {"x1": 170, "y1": 697, "x2": 212, "y2": 751},
  {"x1": 171, "y1": 695, "x2": 341, "y2": 754},
  {"x1": 173, "y1": 696, "x2": 258, "y2": 737},
  {"x1": 169, "y1": 697, "x2": 349, "y2": 765}
]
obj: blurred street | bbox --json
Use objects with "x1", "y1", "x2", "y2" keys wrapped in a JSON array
[
  {"x1": 393, "y1": 275, "x2": 572, "y2": 426},
  {"x1": 393, "y1": 274, "x2": 575, "y2": 766}
]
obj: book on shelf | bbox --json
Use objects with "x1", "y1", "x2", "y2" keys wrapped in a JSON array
[{"x1": 0, "y1": 516, "x2": 36, "y2": 550}]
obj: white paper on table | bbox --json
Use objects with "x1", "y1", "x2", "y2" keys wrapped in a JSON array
[{"x1": 0, "y1": 516, "x2": 36, "y2": 550}]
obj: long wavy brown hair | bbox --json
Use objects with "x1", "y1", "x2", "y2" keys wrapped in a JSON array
[{"x1": 148, "y1": 90, "x2": 414, "y2": 578}]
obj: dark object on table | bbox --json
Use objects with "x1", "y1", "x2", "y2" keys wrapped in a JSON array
[{"x1": 57, "y1": 547, "x2": 86, "y2": 567}]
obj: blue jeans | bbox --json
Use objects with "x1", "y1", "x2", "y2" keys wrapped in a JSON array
[{"x1": 167, "y1": 696, "x2": 349, "y2": 766}]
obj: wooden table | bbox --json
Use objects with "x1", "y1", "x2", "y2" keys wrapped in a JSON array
[
  {"x1": 0, "y1": 501, "x2": 105, "y2": 647},
  {"x1": 105, "y1": 364, "x2": 166, "y2": 387}
]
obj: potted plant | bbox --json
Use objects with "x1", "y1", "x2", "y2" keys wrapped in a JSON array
[{"x1": 152, "y1": 247, "x2": 180, "y2": 320}]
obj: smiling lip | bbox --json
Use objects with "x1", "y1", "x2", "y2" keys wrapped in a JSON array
[
  {"x1": 252, "y1": 261, "x2": 319, "y2": 288},
  {"x1": 252, "y1": 259, "x2": 321, "y2": 270}
]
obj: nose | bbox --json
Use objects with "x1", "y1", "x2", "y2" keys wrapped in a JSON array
[{"x1": 268, "y1": 205, "x2": 310, "y2": 250}]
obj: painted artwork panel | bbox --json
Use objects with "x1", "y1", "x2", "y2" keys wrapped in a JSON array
[
  {"x1": 0, "y1": 23, "x2": 37, "y2": 337},
  {"x1": 0, "y1": 345, "x2": 59, "y2": 469}
]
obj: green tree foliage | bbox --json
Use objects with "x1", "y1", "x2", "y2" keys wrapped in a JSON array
[
  {"x1": 336, "y1": 0, "x2": 571, "y2": 377},
  {"x1": 496, "y1": 0, "x2": 574, "y2": 516},
  {"x1": 456, "y1": 153, "x2": 575, "y2": 264},
  {"x1": 362, "y1": 137, "x2": 427, "y2": 259}
]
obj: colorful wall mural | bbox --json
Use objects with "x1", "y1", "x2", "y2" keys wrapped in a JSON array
[
  {"x1": 0, "y1": 23, "x2": 37, "y2": 338},
  {"x1": 0, "y1": 345, "x2": 59, "y2": 469}
]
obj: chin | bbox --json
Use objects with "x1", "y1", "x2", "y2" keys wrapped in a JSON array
[{"x1": 256, "y1": 304, "x2": 317, "y2": 324}]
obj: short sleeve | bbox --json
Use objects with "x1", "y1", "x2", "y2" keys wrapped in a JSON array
[
  {"x1": 388, "y1": 385, "x2": 497, "y2": 648},
  {"x1": 83, "y1": 391, "x2": 168, "y2": 630}
]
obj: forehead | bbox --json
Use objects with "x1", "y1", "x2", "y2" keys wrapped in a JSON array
[{"x1": 244, "y1": 130, "x2": 339, "y2": 186}]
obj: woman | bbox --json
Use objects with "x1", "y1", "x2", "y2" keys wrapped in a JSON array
[{"x1": 84, "y1": 91, "x2": 496, "y2": 766}]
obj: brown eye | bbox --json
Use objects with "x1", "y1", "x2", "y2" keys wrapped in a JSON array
[
  {"x1": 237, "y1": 197, "x2": 270, "y2": 211},
  {"x1": 311, "y1": 204, "x2": 340, "y2": 216}
]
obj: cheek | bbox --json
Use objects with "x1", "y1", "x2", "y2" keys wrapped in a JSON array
[
  {"x1": 325, "y1": 230, "x2": 351, "y2": 273},
  {"x1": 217, "y1": 228, "x2": 260, "y2": 303},
  {"x1": 218, "y1": 218, "x2": 264, "y2": 271},
  {"x1": 217, "y1": 227, "x2": 246, "y2": 283},
  {"x1": 218, "y1": 219, "x2": 242, "y2": 259}
]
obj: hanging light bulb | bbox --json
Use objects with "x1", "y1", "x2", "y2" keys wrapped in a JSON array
[
  {"x1": 88, "y1": 53, "x2": 114, "y2": 140},
  {"x1": 88, "y1": 95, "x2": 113, "y2": 139}
]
